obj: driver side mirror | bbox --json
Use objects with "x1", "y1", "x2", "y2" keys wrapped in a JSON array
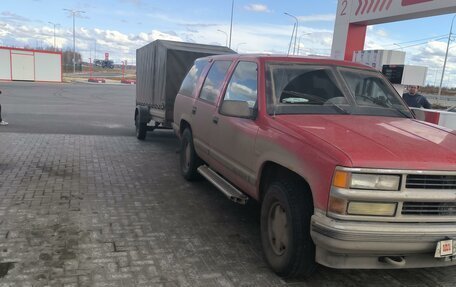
[{"x1": 220, "y1": 100, "x2": 255, "y2": 119}]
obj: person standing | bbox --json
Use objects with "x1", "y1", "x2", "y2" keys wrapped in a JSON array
[
  {"x1": 402, "y1": 85, "x2": 432, "y2": 109},
  {"x1": 0, "y1": 90, "x2": 7, "y2": 126}
]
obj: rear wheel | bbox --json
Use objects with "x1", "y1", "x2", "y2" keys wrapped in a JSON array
[
  {"x1": 135, "y1": 116, "x2": 147, "y2": 140},
  {"x1": 261, "y1": 180, "x2": 316, "y2": 278},
  {"x1": 180, "y1": 128, "x2": 202, "y2": 180}
]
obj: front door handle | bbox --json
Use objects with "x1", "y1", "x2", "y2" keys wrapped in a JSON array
[
  {"x1": 212, "y1": 116, "x2": 219, "y2": 124},
  {"x1": 192, "y1": 106, "x2": 197, "y2": 115}
]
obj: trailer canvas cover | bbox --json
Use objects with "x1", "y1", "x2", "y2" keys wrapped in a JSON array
[{"x1": 136, "y1": 40, "x2": 235, "y2": 123}]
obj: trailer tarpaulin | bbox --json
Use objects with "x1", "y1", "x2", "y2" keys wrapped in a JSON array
[{"x1": 136, "y1": 40, "x2": 235, "y2": 123}]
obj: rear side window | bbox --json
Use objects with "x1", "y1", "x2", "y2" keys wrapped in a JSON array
[
  {"x1": 178, "y1": 59, "x2": 208, "y2": 97},
  {"x1": 199, "y1": 60, "x2": 232, "y2": 104}
]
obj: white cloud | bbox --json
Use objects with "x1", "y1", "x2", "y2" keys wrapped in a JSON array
[
  {"x1": 1, "y1": 10, "x2": 455, "y2": 87},
  {"x1": 244, "y1": 4, "x2": 270, "y2": 13},
  {"x1": 376, "y1": 29, "x2": 388, "y2": 38}
]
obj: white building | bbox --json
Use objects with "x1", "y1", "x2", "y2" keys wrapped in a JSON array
[{"x1": 0, "y1": 47, "x2": 62, "y2": 82}]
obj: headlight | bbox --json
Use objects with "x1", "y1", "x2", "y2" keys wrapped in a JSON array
[{"x1": 333, "y1": 170, "x2": 400, "y2": 191}]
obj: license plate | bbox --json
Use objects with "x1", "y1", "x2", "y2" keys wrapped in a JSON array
[{"x1": 434, "y1": 240, "x2": 456, "y2": 258}]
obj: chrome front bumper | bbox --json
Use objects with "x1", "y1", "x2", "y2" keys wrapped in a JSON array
[{"x1": 311, "y1": 210, "x2": 456, "y2": 269}]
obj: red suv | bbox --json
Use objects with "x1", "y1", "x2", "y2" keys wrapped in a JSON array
[{"x1": 173, "y1": 54, "x2": 456, "y2": 278}]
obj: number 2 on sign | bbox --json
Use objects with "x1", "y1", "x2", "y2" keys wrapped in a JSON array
[{"x1": 341, "y1": 0, "x2": 348, "y2": 16}]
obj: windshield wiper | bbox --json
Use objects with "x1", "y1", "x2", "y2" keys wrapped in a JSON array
[{"x1": 359, "y1": 94, "x2": 411, "y2": 118}]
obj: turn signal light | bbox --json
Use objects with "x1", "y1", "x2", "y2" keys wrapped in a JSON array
[{"x1": 332, "y1": 170, "x2": 350, "y2": 188}]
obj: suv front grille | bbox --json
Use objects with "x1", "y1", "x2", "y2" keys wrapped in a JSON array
[
  {"x1": 402, "y1": 202, "x2": 456, "y2": 216},
  {"x1": 406, "y1": 174, "x2": 456, "y2": 190}
]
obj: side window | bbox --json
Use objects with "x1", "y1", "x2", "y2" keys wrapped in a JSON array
[
  {"x1": 199, "y1": 60, "x2": 232, "y2": 104},
  {"x1": 223, "y1": 61, "x2": 258, "y2": 108},
  {"x1": 178, "y1": 59, "x2": 208, "y2": 97}
]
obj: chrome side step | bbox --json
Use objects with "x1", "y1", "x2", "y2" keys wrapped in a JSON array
[{"x1": 197, "y1": 165, "x2": 248, "y2": 205}]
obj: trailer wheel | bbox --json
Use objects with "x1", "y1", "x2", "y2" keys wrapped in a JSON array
[
  {"x1": 135, "y1": 116, "x2": 147, "y2": 140},
  {"x1": 261, "y1": 180, "x2": 316, "y2": 278},
  {"x1": 180, "y1": 128, "x2": 202, "y2": 180}
]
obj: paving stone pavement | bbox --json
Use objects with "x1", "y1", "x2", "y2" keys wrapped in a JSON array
[{"x1": 0, "y1": 131, "x2": 456, "y2": 287}]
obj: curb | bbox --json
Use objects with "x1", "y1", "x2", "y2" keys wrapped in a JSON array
[
  {"x1": 121, "y1": 79, "x2": 136, "y2": 85},
  {"x1": 88, "y1": 78, "x2": 106, "y2": 83}
]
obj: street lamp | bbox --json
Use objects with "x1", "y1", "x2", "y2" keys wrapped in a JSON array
[
  {"x1": 229, "y1": 0, "x2": 234, "y2": 48},
  {"x1": 297, "y1": 32, "x2": 312, "y2": 55},
  {"x1": 236, "y1": 42, "x2": 246, "y2": 52},
  {"x1": 48, "y1": 21, "x2": 60, "y2": 52},
  {"x1": 393, "y1": 43, "x2": 404, "y2": 51},
  {"x1": 284, "y1": 12, "x2": 299, "y2": 55},
  {"x1": 287, "y1": 23, "x2": 296, "y2": 55},
  {"x1": 217, "y1": 29, "x2": 228, "y2": 46},
  {"x1": 438, "y1": 14, "x2": 456, "y2": 98},
  {"x1": 63, "y1": 9, "x2": 86, "y2": 74}
]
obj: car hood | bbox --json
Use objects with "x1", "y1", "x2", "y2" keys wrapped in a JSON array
[{"x1": 275, "y1": 115, "x2": 456, "y2": 170}]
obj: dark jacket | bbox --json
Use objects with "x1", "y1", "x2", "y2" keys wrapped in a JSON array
[{"x1": 403, "y1": 92, "x2": 431, "y2": 109}]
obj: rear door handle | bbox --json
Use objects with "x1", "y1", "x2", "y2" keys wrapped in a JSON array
[
  {"x1": 192, "y1": 106, "x2": 197, "y2": 115},
  {"x1": 212, "y1": 116, "x2": 219, "y2": 124}
]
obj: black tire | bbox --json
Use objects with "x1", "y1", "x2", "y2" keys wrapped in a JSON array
[
  {"x1": 135, "y1": 116, "x2": 147, "y2": 140},
  {"x1": 180, "y1": 128, "x2": 202, "y2": 180},
  {"x1": 260, "y1": 180, "x2": 316, "y2": 278}
]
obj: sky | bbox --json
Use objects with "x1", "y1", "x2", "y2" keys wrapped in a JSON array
[{"x1": 0, "y1": 0, "x2": 455, "y2": 87}]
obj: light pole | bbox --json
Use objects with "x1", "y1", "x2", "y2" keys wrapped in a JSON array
[
  {"x1": 64, "y1": 9, "x2": 86, "y2": 73},
  {"x1": 438, "y1": 14, "x2": 456, "y2": 99},
  {"x1": 287, "y1": 23, "x2": 296, "y2": 55},
  {"x1": 48, "y1": 22, "x2": 60, "y2": 51},
  {"x1": 284, "y1": 12, "x2": 299, "y2": 55},
  {"x1": 217, "y1": 29, "x2": 228, "y2": 46},
  {"x1": 236, "y1": 42, "x2": 246, "y2": 52},
  {"x1": 297, "y1": 32, "x2": 312, "y2": 55},
  {"x1": 393, "y1": 43, "x2": 404, "y2": 51},
  {"x1": 229, "y1": 0, "x2": 234, "y2": 48}
]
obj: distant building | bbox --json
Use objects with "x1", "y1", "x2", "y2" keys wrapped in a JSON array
[{"x1": 0, "y1": 47, "x2": 62, "y2": 82}]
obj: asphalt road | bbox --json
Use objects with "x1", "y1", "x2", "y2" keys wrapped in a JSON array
[{"x1": 0, "y1": 81, "x2": 136, "y2": 136}]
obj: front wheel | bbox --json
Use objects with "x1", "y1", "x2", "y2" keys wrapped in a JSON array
[
  {"x1": 260, "y1": 180, "x2": 316, "y2": 278},
  {"x1": 180, "y1": 128, "x2": 202, "y2": 180}
]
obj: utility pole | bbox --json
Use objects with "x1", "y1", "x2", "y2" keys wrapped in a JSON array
[
  {"x1": 48, "y1": 22, "x2": 60, "y2": 51},
  {"x1": 229, "y1": 0, "x2": 234, "y2": 48},
  {"x1": 64, "y1": 9, "x2": 86, "y2": 73},
  {"x1": 438, "y1": 14, "x2": 456, "y2": 101}
]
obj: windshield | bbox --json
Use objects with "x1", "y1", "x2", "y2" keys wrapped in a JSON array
[
  {"x1": 265, "y1": 63, "x2": 412, "y2": 118},
  {"x1": 339, "y1": 68, "x2": 406, "y2": 108}
]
